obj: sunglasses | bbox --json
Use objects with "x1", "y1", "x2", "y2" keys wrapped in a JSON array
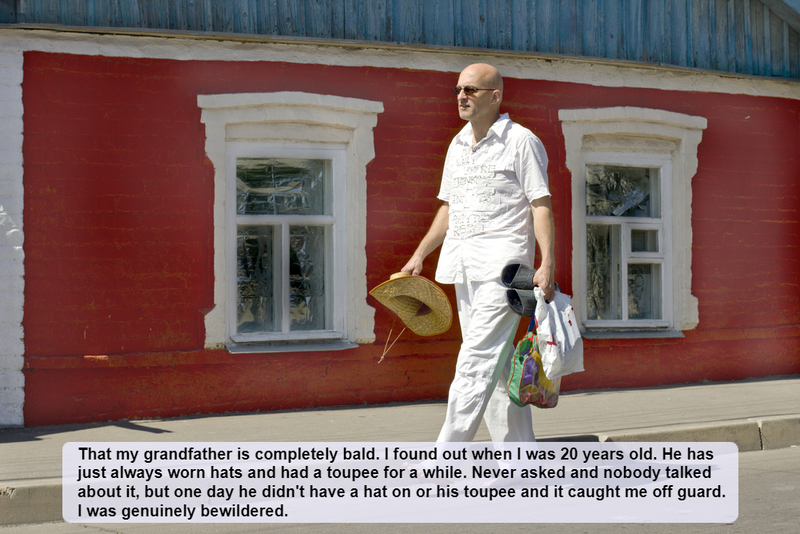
[{"x1": 452, "y1": 86, "x2": 497, "y2": 96}]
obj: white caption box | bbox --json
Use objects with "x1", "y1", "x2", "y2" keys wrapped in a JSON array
[{"x1": 63, "y1": 441, "x2": 738, "y2": 523}]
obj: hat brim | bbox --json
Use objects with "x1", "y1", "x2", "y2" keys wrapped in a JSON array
[{"x1": 370, "y1": 274, "x2": 452, "y2": 336}]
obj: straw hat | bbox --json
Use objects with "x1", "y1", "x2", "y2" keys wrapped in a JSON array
[{"x1": 369, "y1": 273, "x2": 452, "y2": 336}]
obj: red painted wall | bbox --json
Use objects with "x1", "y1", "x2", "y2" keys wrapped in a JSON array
[{"x1": 21, "y1": 52, "x2": 800, "y2": 425}]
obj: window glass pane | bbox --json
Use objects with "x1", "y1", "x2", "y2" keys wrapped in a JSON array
[
  {"x1": 237, "y1": 158, "x2": 327, "y2": 216},
  {"x1": 586, "y1": 165, "x2": 660, "y2": 218},
  {"x1": 237, "y1": 226, "x2": 280, "y2": 333},
  {"x1": 628, "y1": 264, "x2": 662, "y2": 320},
  {"x1": 289, "y1": 225, "x2": 327, "y2": 331},
  {"x1": 586, "y1": 224, "x2": 621, "y2": 320},
  {"x1": 631, "y1": 229, "x2": 659, "y2": 252}
]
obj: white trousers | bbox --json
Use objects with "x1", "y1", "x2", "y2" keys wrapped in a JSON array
[{"x1": 436, "y1": 277, "x2": 536, "y2": 443}]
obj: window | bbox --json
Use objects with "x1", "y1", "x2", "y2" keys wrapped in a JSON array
[
  {"x1": 199, "y1": 92, "x2": 383, "y2": 351},
  {"x1": 559, "y1": 107, "x2": 706, "y2": 337},
  {"x1": 583, "y1": 154, "x2": 671, "y2": 328},
  {"x1": 230, "y1": 146, "x2": 345, "y2": 344}
]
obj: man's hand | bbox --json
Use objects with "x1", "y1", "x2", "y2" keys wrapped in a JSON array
[
  {"x1": 532, "y1": 262, "x2": 555, "y2": 302},
  {"x1": 401, "y1": 256, "x2": 424, "y2": 276},
  {"x1": 531, "y1": 196, "x2": 556, "y2": 301}
]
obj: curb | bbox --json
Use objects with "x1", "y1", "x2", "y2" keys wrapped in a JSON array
[
  {"x1": 757, "y1": 416, "x2": 800, "y2": 450},
  {"x1": 1, "y1": 415, "x2": 798, "y2": 526},
  {"x1": 598, "y1": 415, "x2": 800, "y2": 452},
  {"x1": 601, "y1": 421, "x2": 763, "y2": 450},
  {"x1": 539, "y1": 415, "x2": 800, "y2": 452},
  {"x1": 0, "y1": 480, "x2": 61, "y2": 526}
]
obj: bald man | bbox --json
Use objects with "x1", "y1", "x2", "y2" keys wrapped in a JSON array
[{"x1": 402, "y1": 63, "x2": 555, "y2": 443}]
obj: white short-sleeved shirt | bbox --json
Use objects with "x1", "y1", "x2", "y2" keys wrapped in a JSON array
[{"x1": 435, "y1": 113, "x2": 550, "y2": 284}]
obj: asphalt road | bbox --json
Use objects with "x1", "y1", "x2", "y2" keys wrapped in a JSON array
[{"x1": 2, "y1": 446, "x2": 797, "y2": 534}]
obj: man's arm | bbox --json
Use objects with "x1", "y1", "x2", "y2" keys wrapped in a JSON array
[
  {"x1": 400, "y1": 203, "x2": 449, "y2": 276},
  {"x1": 530, "y1": 196, "x2": 555, "y2": 301}
]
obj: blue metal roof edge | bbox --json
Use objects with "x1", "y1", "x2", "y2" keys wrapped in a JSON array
[{"x1": 763, "y1": 0, "x2": 800, "y2": 32}]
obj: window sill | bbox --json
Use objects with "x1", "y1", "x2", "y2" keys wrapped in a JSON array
[
  {"x1": 581, "y1": 329, "x2": 685, "y2": 339},
  {"x1": 227, "y1": 340, "x2": 358, "y2": 354}
]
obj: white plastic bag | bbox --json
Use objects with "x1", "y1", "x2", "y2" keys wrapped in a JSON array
[{"x1": 533, "y1": 287, "x2": 584, "y2": 380}]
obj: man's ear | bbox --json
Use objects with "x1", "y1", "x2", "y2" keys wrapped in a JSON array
[{"x1": 492, "y1": 90, "x2": 502, "y2": 106}]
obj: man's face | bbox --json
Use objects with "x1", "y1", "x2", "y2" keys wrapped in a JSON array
[{"x1": 455, "y1": 68, "x2": 497, "y2": 122}]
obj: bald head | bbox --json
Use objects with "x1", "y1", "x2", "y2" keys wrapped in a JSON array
[
  {"x1": 456, "y1": 63, "x2": 503, "y2": 139},
  {"x1": 461, "y1": 63, "x2": 503, "y2": 95}
]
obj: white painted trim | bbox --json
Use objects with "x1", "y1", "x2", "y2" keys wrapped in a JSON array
[
  {"x1": 1, "y1": 28, "x2": 799, "y2": 101},
  {"x1": 560, "y1": 107, "x2": 707, "y2": 333},
  {"x1": 0, "y1": 44, "x2": 24, "y2": 427},
  {"x1": 198, "y1": 92, "x2": 382, "y2": 349}
]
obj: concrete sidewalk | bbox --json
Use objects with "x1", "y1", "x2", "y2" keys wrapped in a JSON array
[{"x1": 1, "y1": 375, "x2": 799, "y2": 526}]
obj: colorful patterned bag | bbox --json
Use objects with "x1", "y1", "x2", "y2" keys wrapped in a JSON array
[{"x1": 507, "y1": 317, "x2": 561, "y2": 408}]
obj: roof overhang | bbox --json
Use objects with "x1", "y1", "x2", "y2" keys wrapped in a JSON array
[{"x1": 762, "y1": 0, "x2": 800, "y2": 33}]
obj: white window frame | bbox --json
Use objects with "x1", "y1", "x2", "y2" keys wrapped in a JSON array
[
  {"x1": 227, "y1": 143, "x2": 347, "y2": 345},
  {"x1": 581, "y1": 152, "x2": 673, "y2": 330},
  {"x1": 199, "y1": 92, "x2": 383, "y2": 352},
  {"x1": 559, "y1": 107, "x2": 707, "y2": 338}
]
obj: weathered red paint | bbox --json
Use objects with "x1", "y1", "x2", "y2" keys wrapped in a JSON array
[{"x1": 21, "y1": 52, "x2": 800, "y2": 426}]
